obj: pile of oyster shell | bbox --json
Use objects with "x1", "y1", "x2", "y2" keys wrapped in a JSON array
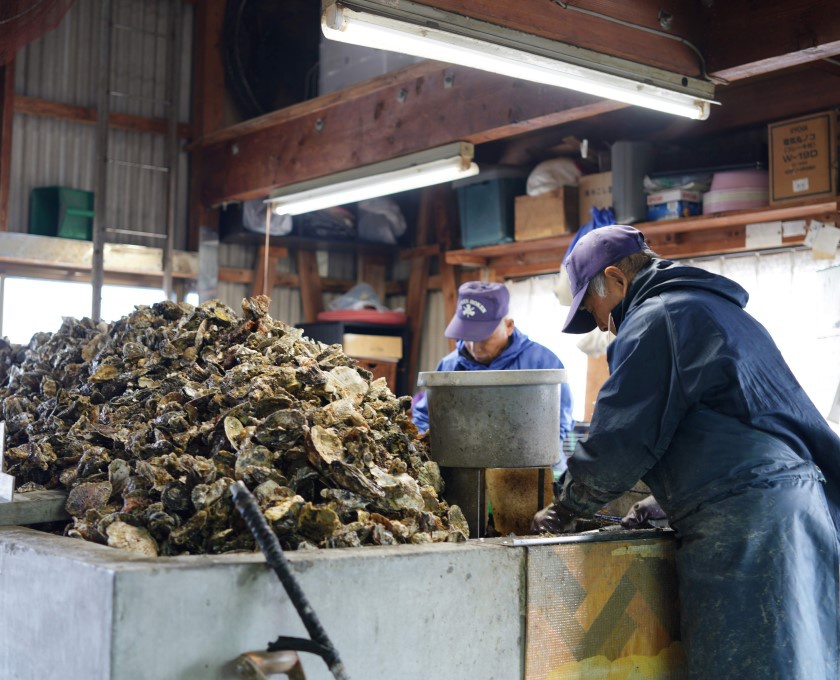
[{"x1": 0, "y1": 297, "x2": 467, "y2": 556}]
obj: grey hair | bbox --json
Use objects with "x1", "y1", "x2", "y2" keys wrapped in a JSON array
[{"x1": 587, "y1": 248, "x2": 657, "y2": 299}]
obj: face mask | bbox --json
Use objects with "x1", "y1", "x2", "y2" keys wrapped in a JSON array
[{"x1": 602, "y1": 312, "x2": 616, "y2": 345}]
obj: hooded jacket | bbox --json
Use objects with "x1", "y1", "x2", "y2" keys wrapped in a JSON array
[
  {"x1": 558, "y1": 258, "x2": 840, "y2": 534},
  {"x1": 556, "y1": 258, "x2": 840, "y2": 679}
]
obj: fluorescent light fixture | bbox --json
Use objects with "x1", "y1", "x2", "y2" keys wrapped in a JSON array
[
  {"x1": 322, "y1": 0, "x2": 716, "y2": 120},
  {"x1": 268, "y1": 142, "x2": 478, "y2": 215}
]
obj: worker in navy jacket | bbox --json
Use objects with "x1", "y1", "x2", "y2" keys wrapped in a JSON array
[
  {"x1": 412, "y1": 281, "x2": 574, "y2": 471},
  {"x1": 533, "y1": 225, "x2": 840, "y2": 679}
]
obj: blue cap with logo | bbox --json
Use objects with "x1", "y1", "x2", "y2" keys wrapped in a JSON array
[
  {"x1": 563, "y1": 225, "x2": 647, "y2": 334},
  {"x1": 445, "y1": 281, "x2": 510, "y2": 341}
]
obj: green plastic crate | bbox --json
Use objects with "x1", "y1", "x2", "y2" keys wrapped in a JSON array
[
  {"x1": 29, "y1": 186, "x2": 95, "y2": 241},
  {"x1": 453, "y1": 167, "x2": 526, "y2": 249}
]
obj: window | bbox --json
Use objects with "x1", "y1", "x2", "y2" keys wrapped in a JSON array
[{"x1": 0, "y1": 278, "x2": 180, "y2": 345}]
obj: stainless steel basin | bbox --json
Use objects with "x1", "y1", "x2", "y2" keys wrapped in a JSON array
[{"x1": 417, "y1": 369, "x2": 566, "y2": 468}]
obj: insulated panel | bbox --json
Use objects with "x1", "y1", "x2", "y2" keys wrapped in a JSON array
[{"x1": 526, "y1": 538, "x2": 685, "y2": 679}]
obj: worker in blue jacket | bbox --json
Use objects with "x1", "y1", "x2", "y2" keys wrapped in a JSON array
[
  {"x1": 533, "y1": 225, "x2": 840, "y2": 679},
  {"x1": 412, "y1": 281, "x2": 574, "y2": 471}
]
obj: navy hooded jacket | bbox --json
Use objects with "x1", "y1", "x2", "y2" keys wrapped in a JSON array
[
  {"x1": 558, "y1": 258, "x2": 840, "y2": 534},
  {"x1": 556, "y1": 258, "x2": 840, "y2": 679}
]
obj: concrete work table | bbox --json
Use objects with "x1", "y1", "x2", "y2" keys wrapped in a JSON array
[{"x1": 0, "y1": 527, "x2": 682, "y2": 680}]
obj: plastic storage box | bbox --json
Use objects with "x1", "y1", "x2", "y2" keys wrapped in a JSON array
[
  {"x1": 29, "y1": 187, "x2": 95, "y2": 240},
  {"x1": 454, "y1": 167, "x2": 526, "y2": 248},
  {"x1": 646, "y1": 189, "x2": 702, "y2": 221}
]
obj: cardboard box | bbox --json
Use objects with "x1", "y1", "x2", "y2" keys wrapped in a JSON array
[
  {"x1": 768, "y1": 111, "x2": 837, "y2": 206},
  {"x1": 646, "y1": 189, "x2": 701, "y2": 205},
  {"x1": 646, "y1": 200, "x2": 702, "y2": 221},
  {"x1": 578, "y1": 172, "x2": 613, "y2": 226},
  {"x1": 354, "y1": 357, "x2": 398, "y2": 391},
  {"x1": 342, "y1": 333, "x2": 403, "y2": 360},
  {"x1": 514, "y1": 187, "x2": 579, "y2": 241}
]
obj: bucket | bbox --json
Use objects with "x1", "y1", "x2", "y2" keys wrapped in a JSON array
[{"x1": 416, "y1": 369, "x2": 566, "y2": 468}]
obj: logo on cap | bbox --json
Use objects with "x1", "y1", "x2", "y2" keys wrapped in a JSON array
[{"x1": 460, "y1": 298, "x2": 486, "y2": 318}]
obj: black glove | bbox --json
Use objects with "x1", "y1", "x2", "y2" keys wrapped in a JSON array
[
  {"x1": 620, "y1": 495, "x2": 668, "y2": 529},
  {"x1": 530, "y1": 503, "x2": 580, "y2": 534}
]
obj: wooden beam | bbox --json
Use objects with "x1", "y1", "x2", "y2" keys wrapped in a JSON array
[
  {"x1": 399, "y1": 244, "x2": 441, "y2": 260},
  {"x1": 442, "y1": 200, "x2": 838, "y2": 278},
  {"x1": 435, "y1": 186, "x2": 459, "y2": 353},
  {"x1": 407, "y1": 0, "x2": 705, "y2": 77},
  {"x1": 705, "y1": 0, "x2": 840, "y2": 81},
  {"x1": 0, "y1": 59, "x2": 13, "y2": 233},
  {"x1": 250, "y1": 245, "x2": 289, "y2": 298},
  {"x1": 296, "y1": 250, "x2": 324, "y2": 322},
  {"x1": 655, "y1": 67, "x2": 840, "y2": 141},
  {"x1": 443, "y1": 252, "x2": 490, "y2": 267},
  {"x1": 188, "y1": 0, "x2": 226, "y2": 250},
  {"x1": 196, "y1": 61, "x2": 625, "y2": 206},
  {"x1": 0, "y1": 262, "x2": 180, "y2": 289},
  {"x1": 218, "y1": 266, "x2": 409, "y2": 294},
  {"x1": 359, "y1": 252, "x2": 388, "y2": 303},
  {"x1": 405, "y1": 187, "x2": 438, "y2": 393},
  {"x1": 14, "y1": 95, "x2": 193, "y2": 138}
]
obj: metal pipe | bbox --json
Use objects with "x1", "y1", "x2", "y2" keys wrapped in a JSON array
[
  {"x1": 92, "y1": 0, "x2": 112, "y2": 322},
  {"x1": 163, "y1": 0, "x2": 182, "y2": 301}
]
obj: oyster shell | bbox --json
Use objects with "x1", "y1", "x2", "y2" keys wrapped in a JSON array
[{"x1": 0, "y1": 297, "x2": 467, "y2": 555}]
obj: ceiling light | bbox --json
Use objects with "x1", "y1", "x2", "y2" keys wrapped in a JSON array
[
  {"x1": 322, "y1": 0, "x2": 716, "y2": 120},
  {"x1": 268, "y1": 142, "x2": 478, "y2": 215}
]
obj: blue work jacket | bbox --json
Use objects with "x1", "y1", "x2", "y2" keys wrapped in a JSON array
[{"x1": 557, "y1": 258, "x2": 840, "y2": 679}]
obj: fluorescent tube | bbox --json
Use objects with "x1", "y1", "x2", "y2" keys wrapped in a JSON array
[
  {"x1": 323, "y1": 1, "x2": 715, "y2": 120},
  {"x1": 269, "y1": 143, "x2": 478, "y2": 215}
]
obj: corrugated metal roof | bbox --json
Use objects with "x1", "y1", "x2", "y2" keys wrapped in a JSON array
[{"x1": 9, "y1": 0, "x2": 193, "y2": 249}]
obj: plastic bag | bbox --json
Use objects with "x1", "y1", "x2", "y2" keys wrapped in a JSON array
[
  {"x1": 327, "y1": 282, "x2": 389, "y2": 311},
  {"x1": 296, "y1": 206, "x2": 356, "y2": 240},
  {"x1": 357, "y1": 198, "x2": 407, "y2": 244},
  {"x1": 242, "y1": 198, "x2": 293, "y2": 236},
  {"x1": 554, "y1": 206, "x2": 616, "y2": 306},
  {"x1": 526, "y1": 158, "x2": 582, "y2": 196}
]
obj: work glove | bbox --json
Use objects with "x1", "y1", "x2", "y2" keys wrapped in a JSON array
[
  {"x1": 620, "y1": 495, "x2": 668, "y2": 529},
  {"x1": 530, "y1": 503, "x2": 580, "y2": 534}
]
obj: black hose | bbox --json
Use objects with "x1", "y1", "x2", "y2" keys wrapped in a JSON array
[{"x1": 230, "y1": 480, "x2": 350, "y2": 680}]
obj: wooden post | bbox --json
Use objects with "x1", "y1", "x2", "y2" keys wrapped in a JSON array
[
  {"x1": 296, "y1": 250, "x2": 324, "y2": 322},
  {"x1": 584, "y1": 354, "x2": 610, "y2": 422},
  {"x1": 358, "y1": 252, "x2": 389, "y2": 303},
  {"x1": 187, "y1": 0, "x2": 226, "y2": 251},
  {"x1": 250, "y1": 245, "x2": 288, "y2": 298},
  {"x1": 405, "y1": 186, "x2": 443, "y2": 394},
  {"x1": 435, "y1": 185, "x2": 459, "y2": 352},
  {"x1": 0, "y1": 59, "x2": 14, "y2": 233}
]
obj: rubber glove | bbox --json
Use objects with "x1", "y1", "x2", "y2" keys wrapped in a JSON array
[
  {"x1": 620, "y1": 495, "x2": 668, "y2": 529},
  {"x1": 530, "y1": 503, "x2": 580, "y2": 534}
]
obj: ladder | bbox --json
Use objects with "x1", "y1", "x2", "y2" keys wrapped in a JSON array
[{"x1": 91, "y1": 0, "x2": 183, "y2": 320}]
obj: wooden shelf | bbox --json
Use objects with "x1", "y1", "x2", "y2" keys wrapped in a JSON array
[{"x1": 443, "y1": 198, "x2": 840, "y2": 279}]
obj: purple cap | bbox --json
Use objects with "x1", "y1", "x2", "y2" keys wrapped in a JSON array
[
  {"x1": 563, "y1": 225, "x2": 647, "y2": 334},
  {"x1": 445, "y1": 281, "x2": 510, "y2": 341}
]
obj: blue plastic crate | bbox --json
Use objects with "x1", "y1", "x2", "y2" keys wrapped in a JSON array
[{"x1": 454, "y1": 167, "x2": 526, "y2": 249}]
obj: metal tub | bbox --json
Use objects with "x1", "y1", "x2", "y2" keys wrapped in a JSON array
[{"x1": 417, "y1": 369, "x2": 566, "y2": 468}]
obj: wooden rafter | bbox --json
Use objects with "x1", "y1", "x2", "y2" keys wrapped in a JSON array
[
  {"x1": 703, "y1": 0, "x2": 840, "y2": 81},
  {"x1": 194, "y1": 61, "x2": 625, "y2": 206},
  {"x1": 14, "y1": 96, "x2": 193, "y2": 139}
]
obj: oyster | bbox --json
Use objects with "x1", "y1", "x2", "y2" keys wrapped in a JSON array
[{"x1": 0, "y1": 296, "x2": 467, "y2": 555}]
